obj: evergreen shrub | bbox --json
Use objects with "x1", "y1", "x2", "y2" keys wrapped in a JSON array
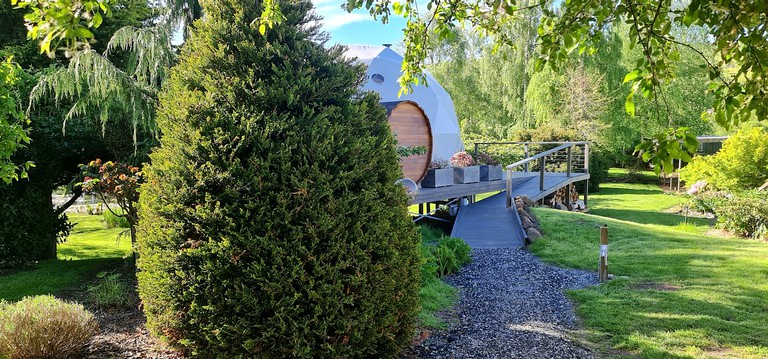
[{"x1": 136, "y1": 1, "x2": 420, "y2": 357}]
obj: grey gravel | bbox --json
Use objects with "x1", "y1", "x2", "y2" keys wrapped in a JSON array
[{"x1": 405, "y1": 248, "x2": 599, "y2": 359}]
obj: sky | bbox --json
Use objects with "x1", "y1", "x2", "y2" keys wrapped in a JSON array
[{"x1": 312, "y1": 0, "x2": 407, "y2": 47}]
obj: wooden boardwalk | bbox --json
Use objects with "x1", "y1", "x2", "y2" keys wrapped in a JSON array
[{"x1": 450, "y1": 172, "x2": 590, "y2": 249}]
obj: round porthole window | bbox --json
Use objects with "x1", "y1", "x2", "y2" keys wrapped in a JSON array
[{"x1": 371, "y1": 73, "x2": 385, "y2": 84}]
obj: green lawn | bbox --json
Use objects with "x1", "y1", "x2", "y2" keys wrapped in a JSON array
[
  {"x1": 530, "y1": 179, "x2": 768, "y2": 358},
  {"x1": 590, "y1": 172, "x2": 711, "y2": 234},
  {"x1": 0, "y1": 214, "x2": 132, "y2": 302}
]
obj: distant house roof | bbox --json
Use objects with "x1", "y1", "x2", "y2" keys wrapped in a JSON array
[{"x1": 697, "y1": 136, "x2": 729, "y2": 143}]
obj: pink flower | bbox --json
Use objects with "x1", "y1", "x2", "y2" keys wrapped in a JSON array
[
  {"x1": 450, "y1": 151, "x2": 474, "y2": 168},
  {"x1": 687, "y1": 180, "x2": 707, "y2": 195}
]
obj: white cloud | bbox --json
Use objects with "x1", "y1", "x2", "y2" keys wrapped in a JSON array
[{"x1": 312, "y1": 0, "x2": 372, "y2": 30}]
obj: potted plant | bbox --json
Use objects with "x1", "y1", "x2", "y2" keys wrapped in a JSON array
[
  {"x1": 450, "y1": 151, "x2": 479, "y2": 184},
  {"x1": 421, "y1": 159, "x2": 453, "y2": 188},
  {"x1": 476, "y1": 151, "x2": 503, "y2": 181}
]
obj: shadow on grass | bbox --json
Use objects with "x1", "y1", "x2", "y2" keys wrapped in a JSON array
[
  {"x1": 592, "y1": 186, "x2": 666, "y2": 196},
  {"x1": 571, "y1": 282, "x2": 768, "y2": 358},
  {"x1": 589, "y1": 208, "x2": 709, "y2": 228},
  {"x1": 0, "y1": 257, "x2": 129, "y2": 302},
  {"x1": 532, "y1": 209, "x2": 768, "y2": 358}
]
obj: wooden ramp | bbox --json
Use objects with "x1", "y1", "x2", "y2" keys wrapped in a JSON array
[
  {"x1": 450, "y1": 172, "x2": 590, "y2": 249},
  {"x1": 450, "y1": 190, "x2": 528, "y2": 248}
]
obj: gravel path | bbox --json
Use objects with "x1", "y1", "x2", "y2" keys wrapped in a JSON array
[{"x1": 405, "y1": 248, "x2": 599, "y2": 359}]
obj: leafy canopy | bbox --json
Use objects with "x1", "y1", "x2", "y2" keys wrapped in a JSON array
[{"x1": 0, "y1": 57, "x2": 32, "y2": 184}]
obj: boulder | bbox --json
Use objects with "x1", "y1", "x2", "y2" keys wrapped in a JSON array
[
  {"x1": 526, "y1": 228, "x2": 542, "y2": 241},
  {"x1": 520, "y1": 195, "x2": 534, "y2": 206}
]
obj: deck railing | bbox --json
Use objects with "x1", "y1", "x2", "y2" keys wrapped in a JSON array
[{"x1": 472, "y1": 141, "x2": 589, "y2": 208}]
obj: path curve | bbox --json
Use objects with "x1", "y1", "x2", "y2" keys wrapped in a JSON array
[{"x1": 406, "y1": 248, "x2": 598, "y2": 359}]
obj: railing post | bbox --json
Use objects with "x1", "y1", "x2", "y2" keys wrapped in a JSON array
[
  {"x1": 539, "y1": 157, "x2": 546, "y2": 191},
  {"x1": 599, "y1": 225, "x2": 609, "y2": 282},
  {"x1": 566, "y1": 145, "x2": 572, "y2": 178},
  {"x1": 524, "y1": 143, "x2": 529, "y2": 172},
  {"x1": 474, "y1": 143, "x2": 479, "y2": 160},
  {"x1": 506, "y1": 167, "x2": 512, "y2": 208},
  {"x1": 584, "y1": 142, "x2": 590, "y2": 173}
]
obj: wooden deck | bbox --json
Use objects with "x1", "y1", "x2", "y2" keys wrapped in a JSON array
[
  {"x1": 449, "y1": 172, "x2": 590, "y2": 249},
  {"x1": 410, "y1": 171, "x2": 589, "y2": 204}
]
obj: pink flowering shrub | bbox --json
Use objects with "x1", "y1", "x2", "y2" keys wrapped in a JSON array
[
  {"x1": 450, "y1": 151, "x2": 474, "y2": 168},
  {"x1": 687, "y1": 180, "x2": 707, "y2": 195}
]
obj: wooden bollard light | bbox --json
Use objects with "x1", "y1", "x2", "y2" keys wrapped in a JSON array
[{"x1": 599, "y1": 224, "x2": 609, "y2": 282}]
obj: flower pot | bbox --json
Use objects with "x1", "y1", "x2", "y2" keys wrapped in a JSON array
[
  {"x1": 453, "y1": 166, "x2": 480, "y2": 184},
  {"x1": 480, "y1": 164, "x2": 503, "y2": 181},
  {"x1": 421, "y1": 168, "x2": 454, "y2": 188}
]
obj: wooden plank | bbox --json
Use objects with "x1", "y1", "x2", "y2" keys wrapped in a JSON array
[
  {"x1": 450, "y1": 192, "x2": 525, "y2": 249},
  {"x1": 431, "y1": 172, "x2": 590, "y2": 250}
]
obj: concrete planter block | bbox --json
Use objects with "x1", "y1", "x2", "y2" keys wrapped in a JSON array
[
  {"x1": 453, "y1": 166, "x2": 480, "y2": 184},
  {"x1": 421, "y1": 168, "x2": 454, "y2": 188},
  {"x1": 479, "y1": 165, "x2": 503, "y2": 181}
]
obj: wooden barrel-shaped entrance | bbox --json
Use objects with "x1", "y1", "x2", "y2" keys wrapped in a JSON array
[{"x1": 383, "y1": 101, "x2": 433, "y2": 183}]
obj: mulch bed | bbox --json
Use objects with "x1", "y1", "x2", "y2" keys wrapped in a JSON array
[{"x1": 58, "y1": 273, "x2": 183, "y2": 359}]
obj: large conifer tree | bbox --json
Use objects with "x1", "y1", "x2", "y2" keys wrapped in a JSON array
[{"x1": 137, "y1": 0, "x2": 420, "y2": 357}]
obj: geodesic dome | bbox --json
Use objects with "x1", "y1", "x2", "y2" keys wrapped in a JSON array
[{"x1": 345, "y1": 45, "x2": 464, "y2": 162}]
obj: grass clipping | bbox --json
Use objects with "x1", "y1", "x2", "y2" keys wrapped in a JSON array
[{"x1": 0, "y1": 295, "x2": 98, "y2": 359}]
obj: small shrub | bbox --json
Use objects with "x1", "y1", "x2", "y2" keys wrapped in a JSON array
[
  {"x1": 0, "y1": 295, "x2": 98, "y2": 359},
  {"x1": 102, "y1": 211, "x2": 130, "y2": 229},
  {"x1": 680, "y1": 127, "x2": 768, "y2": 191},
  {"x1": 688, "y1": 191, "x2": 728, "y2": 214},
  {"x1": 714, "y1": 191, "x2": 768, "y2": 240},
  {"x1": 422, "y1": 236, "x2": 472, "y2": 277},
  {"x1": 438, "y1": 236, "x2": 471, "y2": 267},
  {"x1": 420, "y1": 245, "x2": 438, "y2": 282},
  {"x1": 588, "y1": 151, "x2": 611, "y2": 192},
  {"x1": 87, "y1": 272, "x2": 131, "y2": 308},
  {"x1": 419, "y1": 225, "x2": 444, "y2": 244}
]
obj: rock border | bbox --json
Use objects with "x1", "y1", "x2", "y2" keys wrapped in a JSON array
[{"x1": 514, "y1": 195, "x2": 542, "y2": 244}]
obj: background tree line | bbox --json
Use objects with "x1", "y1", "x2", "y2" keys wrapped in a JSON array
[{"x1": 425, "y1": 14, "x2": 719, "y2": 169}]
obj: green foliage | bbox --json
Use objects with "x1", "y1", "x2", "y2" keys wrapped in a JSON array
[
  {"x1": 634, "y1": 127, "x2": 699, "y2": 175},
  {"x1": 11, "y1": 0, "x2": 111, "y2": 58},
  {"x1": 351, "y1": 0, "x2": 768, "y2": 131},
  {"x1": 0, "y1": 57, "x2": 32, "y2": 184},
  {"x1": 714, "y1": 191, "x2": 768, "y2": 240},
  {"x1": 416, "y1": 226, "x2": 465, "y2": 329},
  {"x1": 79, "y1": 159, "x2": 142, "y2": 244},
  {"x1": 0, "y1": 214, "x2": 133, "y2": 302},
  {"x1": 136, "y1": 1, "x2": 420, "y2": 357},
  {"x1": 687, "y1": 191, "x2": 727, "y2": 215},
  {"x1": 680, "y1": 127, "x2": 768, "y2": 191},
  {"x1": 102, "y1": 210, "x2": 129, "y2": 228},
  {"x1": 87, "y1": 271, "x2": 131, "y2": 308},
  {"x1": 0, "y1": 0, "x2": 152, "y2": 269},
  {"x1": 587, "y1": 151, "x2": 610, "y2": 193},
  {"x1": 422, "y1": 235, "x2": 471, "y2": 278},
  {"x1": 0, "y1": 295, "x2": 99, "y2": 359}
]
